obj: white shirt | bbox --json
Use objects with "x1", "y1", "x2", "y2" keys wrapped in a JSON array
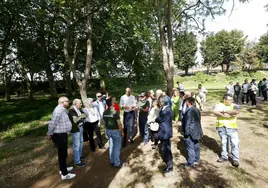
[
  {"x1": 242, "y1": 83, "x2": 249, "y2": 93},
  {"x1": 147, "y1": 107, "x2": 160, "y2": 123},
  {"x1": 120, "y1": 94, "x2": 136, "y2": 112},
  {"x1": 200, "y1": 87, "x2": 207, "y2": 94},
  {"x1": 83, "y1": 107, "x2": 100, "y2": 123},
  {"x1": 226, "y1": 84, "x2": 234, "y2": 95},
  {"x1": 98, "y1": 101, "x2": 105, "y2": 116}
]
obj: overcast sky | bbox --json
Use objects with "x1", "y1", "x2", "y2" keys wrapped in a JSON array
[{"x1": 205, "y1": 0, "x2": 268, "y2": 41}]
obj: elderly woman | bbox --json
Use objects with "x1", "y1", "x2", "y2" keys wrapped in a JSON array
[
  {"x1": 69, "y1": 99, "x2": 86, "y2": 167},
  {"x1": 83, "y1": 98, "x2": 101, "y2": 152}
]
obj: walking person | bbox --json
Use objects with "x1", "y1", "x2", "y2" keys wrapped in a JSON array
[
  {"x1": 233, "y1": 82, "x2": 241, "y2": 104},
  {"x1": 93, "y1": 92, "x2": 106, "y2": 149},
  {"x1": 47, "y1": 96, "x2": 76, "y2": 180},
  {"x1": 171, "y1": 88, "x2": 180, "y2": 122},
  {"x1": 181, "y1": 97, "x2": 203, "y2": 168},
  {"x1": 120, "y1": 88, "x2": 136, "y2": 147},
  {"x1": 83, "y1": 98, "x2": 101, "y2": 152},
  {"x1": 156, "y1": 97, "x2": 173, "y2": 173},
  {"x1": 69, "y1": 99, "x2": 87, "y2": 167},
  {"x1": 103, "y1": 98, "x2": 124, "y2": 168},
  {"x1": 213, "y1": 94, "x2": 240, "y2": 167},
  {"x1": 248, "y1": 82, "x2": 258, "y2": 107},
  {"x1": 138, "y1": 92, "x2": 150, "y2": 144},
  {"x1": 241, "y1": 79, "x2": 249, "y2": 104},
  {"x1": 148, "y1": 100, "x2": 160, "y2": 149}
]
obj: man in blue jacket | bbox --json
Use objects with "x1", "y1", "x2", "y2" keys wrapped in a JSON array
[
  {"x1": 182, "y1": 97, "x2": 203, "y2": 168},
  {"x1": 156, "y1": 97, "x2": 173, "y2": 173}
]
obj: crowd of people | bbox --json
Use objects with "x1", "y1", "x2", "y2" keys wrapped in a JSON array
[{"x1": 47, "y1": 77, "x2": 268, "y2": 180}]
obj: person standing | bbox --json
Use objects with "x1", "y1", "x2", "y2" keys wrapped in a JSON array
[
  {"x1": 213, "y1": 94, "x2": 240, "y2": 167},
  {"x1": 248, "y1": 82, "x2": 258, "y2": 107},
  {"x1": 162, "y1": 91, "x2": 172, "y2": 107},
  {"x1": 69, "y1": 99, "x2": 87, "y2": 167},
  {"x1": 110, "y1": 95, "x2": 120, "y2": 113},
  {"x1": 226, "y1": 82, "x2": 234, "y2": 96},
  {"x1": 120, "y1": 88, "x2": 136, "y2": 147},
  {"x1": 83, "y1": 98, "x2": 101, "y2": 152},
  {"x1": 261, "y1": 78, "x2": 268, "y2": 101},
  {"x1": 171, "y1": 88, "x2": 180, "y2": 122},
  {"x1": 241, "y1": 79, "x2": 249, "y2": 104},
  {"x1": 93, "y1": 92, "x2": 106, "y2": 149},
  {"x1": 198, "y1": 84, "x2": 208, "y2": 103},
  {"x1": 148, "y1": 100, "x2": 160, "y2": 149},
  {"x1": 233, "y1": 82, "x2": 241, "y2": 104},
  {"x1": 156, "y1": 97, "x2": 173, "y2": 173},
  {"x1": 177, "y1": 81, "x2": 184, "y2": 93},
  {"x1": 258, "y1": 80, "x2": 263, "y2": 98},
  {"x1": 138, "y1": 92, "x2": 150, "y2": 144},
  {"x1": 103, "y1": 98, "x2": 124, "y2": 168},
  {"x1": 182, "y1": 97, "x2": 203, "y2": 168},
  {"x1": 147, "y1": 90, "x2": 155, "y2": 109},
  {"x1": 47, "y1": 96, "x2": 76, "y2": 180}
]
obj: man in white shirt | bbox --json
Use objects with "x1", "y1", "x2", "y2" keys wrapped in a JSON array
[
  {"x1": 120, "y1": 88, "x2": 136, "y2": 147},
  {"x1": 93, "y1": 92, "x2": 106, "y2": 149},
  {"x1": 241, "y1": 79, "x2": 250, "y2": 104}
]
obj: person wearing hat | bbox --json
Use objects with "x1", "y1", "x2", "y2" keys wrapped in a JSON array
[{"x1": 138, "y1": 92, "x2": 150, "y2": 144}]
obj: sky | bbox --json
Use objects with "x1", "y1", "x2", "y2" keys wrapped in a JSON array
[{"x1": 205, "y1": 0, "x2": 268, "y2": 41}]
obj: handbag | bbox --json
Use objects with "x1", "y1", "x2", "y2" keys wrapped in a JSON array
[{"x1": 149, "y1": 122, "x2": 159, "y2": 131}]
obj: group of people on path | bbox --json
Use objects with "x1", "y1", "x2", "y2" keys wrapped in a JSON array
[
  {"x1": 226, "y1": 78, "x2": 268, "y2": 107},
  {"x1": 47, "y1": 76, "x2": 266, "y2": 180}
]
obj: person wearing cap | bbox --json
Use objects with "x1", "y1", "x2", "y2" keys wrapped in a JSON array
[
  {"x1": 156, "y1": 97, "x2": 173, "y2": 173},
  {"x1": 138, "y1": 92, "x2": 150, "y2": 144},
  {"x1": 120, "y1": 88, "x2": 136, "y2": 147}
]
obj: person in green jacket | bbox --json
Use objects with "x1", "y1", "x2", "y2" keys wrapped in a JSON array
[{"x1": 171, "y1": 88, "x2": 180, "y2": 122}]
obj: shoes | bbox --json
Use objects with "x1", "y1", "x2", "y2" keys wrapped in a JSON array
[
  {"x1": 163, "y1": 167, "x2": 173, "y2": 173},
  {"x1": 194, "y1": 161, "x2": 200, "y2": 165},
  {"x1": 61, "y1": 173, "x2": 76, "y2": 180},
  {"x1": 113, "y1": 163, "x2": 124, "y2": 168},
  {"x1": 98, "y1": 146, "x2": 106, "y2": 149},
  {"x1": 184, "y1": 162, "x2": 194, "y2": 168},
  {"x1": 128, "y1": 139, "x2": 134, "y2": 144},
  {"x1": 232, "y1": 160, "x2": 239, "y2": 167},
  {"x1": 80, "y1": 156, "x2": 86, "y2": 160},
  {"x1": 217, "y1": 157, "x2": 228, "y2": 163},
  {"x1": 59, "y1": 167, "x2": 73, "y2": 174},
  {"x1": 75, "y1": 162, "x2": 85, "y2": 167}
]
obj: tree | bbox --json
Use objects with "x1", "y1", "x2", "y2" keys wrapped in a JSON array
[
  {"x1": 174, "y1": 31, "x2": 197, "y2": 75},
  {"x1": 238, "y1": 42, "x2": 259, "y2": 70},
  {"x1": 256, "y1": 32, "x2": 268, "y2": 65},
  {"x1": 201, "y1": 30, "x2": 246, "y2": 72}
]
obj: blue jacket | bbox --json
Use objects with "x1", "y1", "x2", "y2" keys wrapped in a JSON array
[
  {"x1": 156, "y1": 106, "x2": 173, "y2": 140},
  {"x1": 166, "y1": 96, "x2": 172, "y2": 107}
]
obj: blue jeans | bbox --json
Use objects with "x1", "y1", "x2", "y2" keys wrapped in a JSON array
[
  {"x1": 123, "y1": 111, "x2": 135, "y2": 144},
  {"x1": 71, "y1": 127, "x2": 84, "y2": 164},
  {"x1": 217, "y1": 127, "x2": 239, "y2": 161},
  {"x1": 106, "y1": 129, "x2": 122, "y2": 166},
  {"x1": 139, "y1": 115, "x2": 149, "y2": 142},
  {"x1": 184, "y1": 136, "x2": 200, "y2": 165}
]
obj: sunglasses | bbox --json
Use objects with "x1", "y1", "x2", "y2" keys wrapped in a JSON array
[{"x1": 97, "y1": 96, "x2": 102, "y2": 98}]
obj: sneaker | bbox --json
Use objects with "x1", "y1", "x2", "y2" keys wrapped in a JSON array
[
  {"x1": 75, "y1": 162, "x2": 85, "y2": 167},
  {"x1": 59, "y1": 167, "x2": 74, "y2": 174},
  {"x1": 61, "y1": 173, "x2": 76, "y2": 180},
  {"x1": 128, "y1": 139, "x2": 134, "y2": 144},
  {"x1": 80, "y1": 156, "x2": 86, "y2": 160},
  {"x1": 232, "y1": 160, "x2": 239, "y2": 167},
  {"x1": 217, "y1": 157, "x2": 228, "y2": 163},
  {"x1": 184, "y1": 162, "x2": 194, "y2": 168},
  {"x1": 194, "y1": 161, "x2": 200, "y2": 165}
]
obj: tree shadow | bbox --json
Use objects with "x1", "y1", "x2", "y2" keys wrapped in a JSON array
[
  {"x1": 200, "y1": 135, "x2": 221, "y2": 157},
  {"x1": 176, "y1": 161, "x2": 230, "y2": 188},
  {"x1": 176, "y1": 136, "x2": 187, "y2": 160}
]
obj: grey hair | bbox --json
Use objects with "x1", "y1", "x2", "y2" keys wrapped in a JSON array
[
  {"x1": 159, "y1": 96, "x2": 169, "y2": 106},
  {"x1": 156, "y1": 89, "x2": 162, "y2": 95},
  {"x1": 72, "y1": 99, "x2": 82, "y2": 106},
  {"x1": 84, "y1": 98, "x2": 94, "y2": 107}
]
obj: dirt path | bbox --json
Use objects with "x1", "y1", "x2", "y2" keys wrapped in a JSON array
[{"x1": 1, "y1": 100, "x2": 268, "y2": 188}]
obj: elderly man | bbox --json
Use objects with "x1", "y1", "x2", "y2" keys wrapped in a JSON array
[
  {"x1": 93, "y1": 92, "x2": 106, "y2": 149},
  {"x1": 120, "y1": 88, "x2": 136, "y2": 147},
  {"x1": 213, "y1": 94, "x2": 240, "y2": 167},
  {"x1": 47, "y1": 96, "x2": 76, "y2": 180},
  {"x1": 156, "y1": 97, "x2": 173, "y2": 173},
  {"x1": 156, "y1": 89, "x2": 163, "y2": 99},
  {"x1": 69, "y1": 99, "x2": 87, "y2": 167}
]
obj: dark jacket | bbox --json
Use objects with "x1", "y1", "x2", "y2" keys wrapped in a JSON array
[
  {"x1": 182, "y1": 106, "x2": 203, "y2": 140},
  {"x1": 156, "y1": 106, "x2": 173, "y2": 140},
  {"x1": 68, "y1": 107, "x2": 85, "y2": 133}
]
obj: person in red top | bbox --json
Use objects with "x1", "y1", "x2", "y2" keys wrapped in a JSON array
[{"x1": 110, "y1": 95, "x2": 120, "y2": 113}]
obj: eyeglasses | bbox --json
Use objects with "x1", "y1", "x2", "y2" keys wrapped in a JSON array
[{"x1": 97, "y1": 96, "x2": 102, "y2": 98}]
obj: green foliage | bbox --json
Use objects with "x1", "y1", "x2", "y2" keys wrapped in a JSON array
[
  {"x1": 201, "y1": 30, "x2": 246, "y2": 72},
  {"x1": 238, "y1": 42, "x2": 260, "y2": 69},
  {"x1": 174, "y1": 31, "x2": 198, "y2": 75},
  {"x1": 256, "y1": 32, "x2": 268, "y2": 64}
]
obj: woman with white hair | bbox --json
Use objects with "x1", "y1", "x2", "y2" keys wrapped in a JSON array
[
  {"x1": 83, "y1": 98, "x2": 101, "y2": 152},
  {"x1": 69, "y1": 99, "x2": 87, "y2": 167}
]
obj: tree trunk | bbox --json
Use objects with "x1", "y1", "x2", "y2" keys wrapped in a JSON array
[
  {"x1": 63, "y1": 64, "x2": 73, "y2": 96},
  {"x1": 19, "y1": 61, "x2": 34, "y2": 100},
  {"x1": 166, "y1": 0, "x2": 174, "y2": 96},
  {"x1": 185, "y1": 68, "x2": 189, "y2": 75},
  {"x1": 45, "y1": 66, "x2": 58, "y2": 98},
  {"x1": 4, "y1": 78, "x2": 11, "y2": 101}
]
